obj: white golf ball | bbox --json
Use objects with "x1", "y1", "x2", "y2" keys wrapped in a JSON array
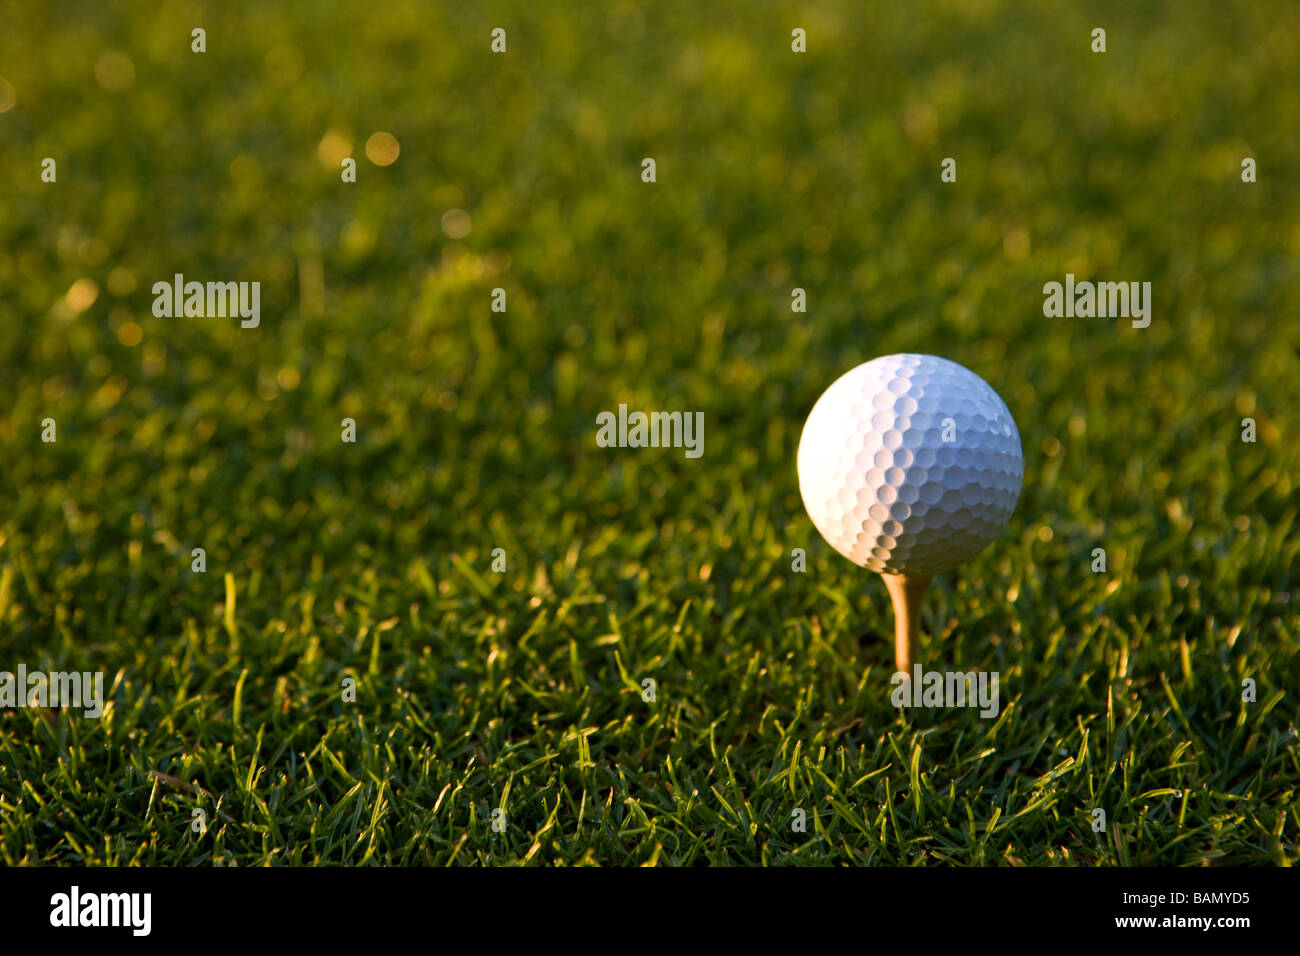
[{"x1": 797, "y1": 354, "x2": 1023, "y2": 575}]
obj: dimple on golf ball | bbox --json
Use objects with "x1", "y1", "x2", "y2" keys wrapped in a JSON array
[{"x1": 797, "y1": 354, "x2": 1024, "y2": 575}]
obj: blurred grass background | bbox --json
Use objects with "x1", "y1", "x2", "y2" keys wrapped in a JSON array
[{"x1": 0, "y1": 0, "x2": 1297, "y2": 865}]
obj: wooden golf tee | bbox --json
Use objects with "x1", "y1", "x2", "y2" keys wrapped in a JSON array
[{"x1": 882, "y1": 572, "x2": 933, "y2": 675}]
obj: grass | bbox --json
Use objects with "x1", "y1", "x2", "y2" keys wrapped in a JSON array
[{"x1": 0, "y1": 0, "x2": 1297, "y2": 865}]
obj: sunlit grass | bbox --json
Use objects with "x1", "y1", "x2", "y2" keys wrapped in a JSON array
[{"x1": 0, "y1": 0, "x2": 1296, "y2": 865}]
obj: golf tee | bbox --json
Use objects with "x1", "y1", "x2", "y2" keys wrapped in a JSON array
[{"x1": 882, "y1": 572, "x2": 933, "y2": 676}]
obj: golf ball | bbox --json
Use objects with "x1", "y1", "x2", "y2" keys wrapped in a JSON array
[{"x1": 797, "y1": 354, "x2": 1023, "y2": 575}]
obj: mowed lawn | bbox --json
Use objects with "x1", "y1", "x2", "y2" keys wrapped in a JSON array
[{"x1": 0, "y1": 0, "x2": 1297, "y2": 864}]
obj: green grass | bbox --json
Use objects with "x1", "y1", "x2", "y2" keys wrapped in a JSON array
[{"x1": 0, "y1": 0, "x2": 1297, "y2": 865}]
